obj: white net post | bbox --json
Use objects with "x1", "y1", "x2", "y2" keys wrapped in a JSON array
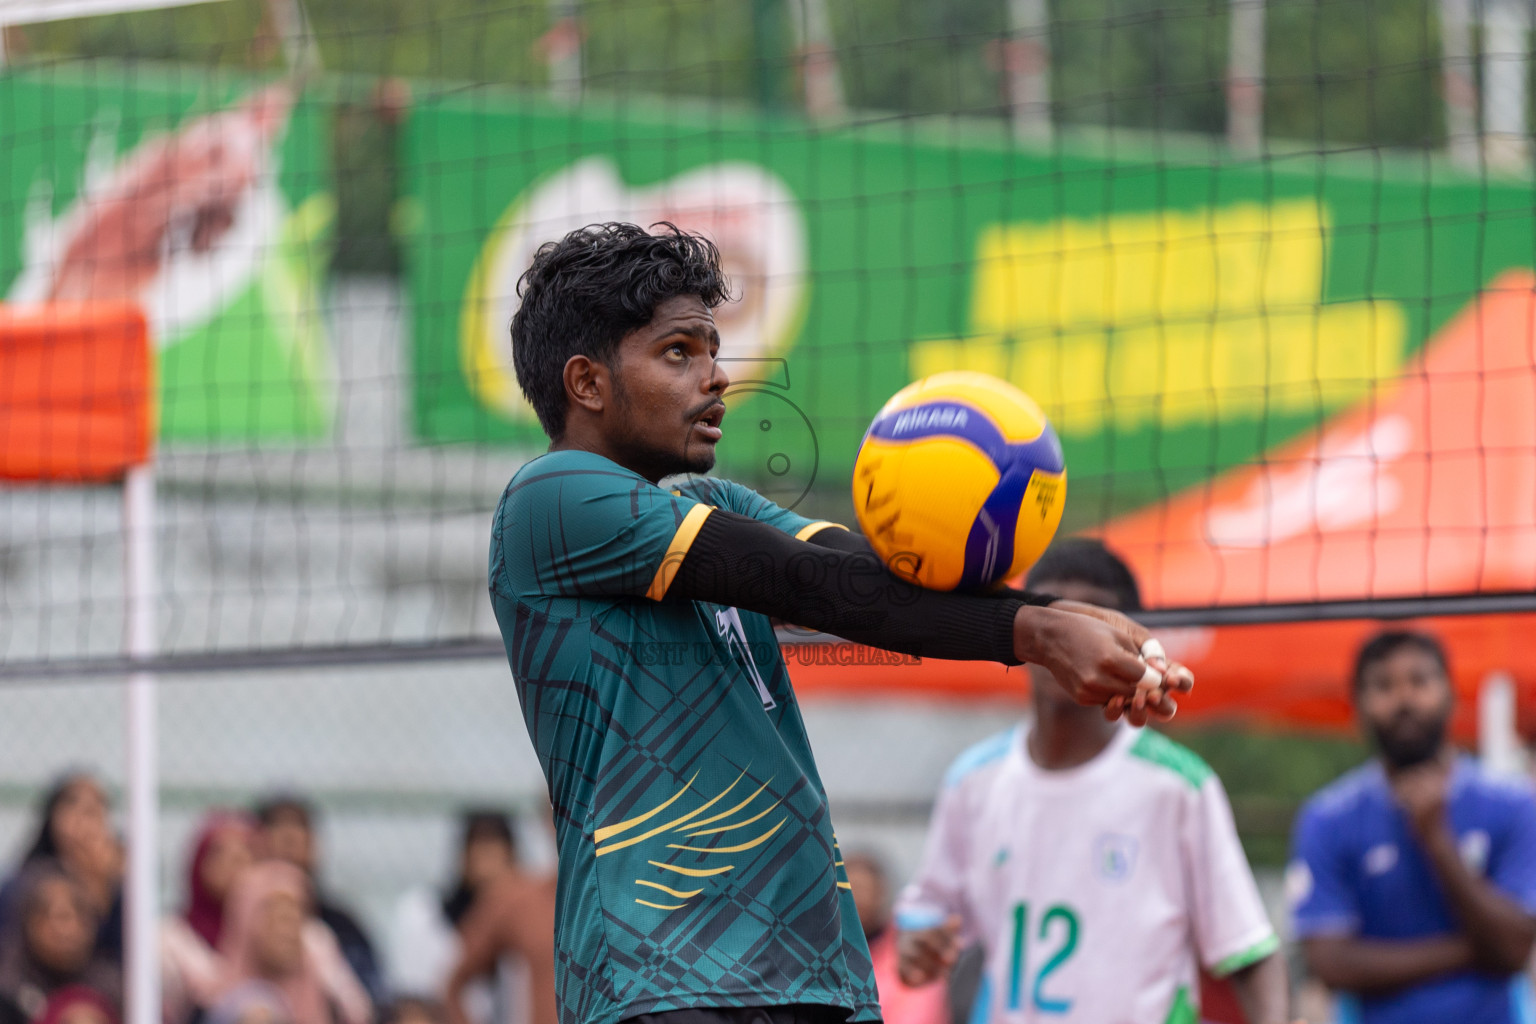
[{"x1": 123, "y1": 462, "x2": 160, "y2": 1024}]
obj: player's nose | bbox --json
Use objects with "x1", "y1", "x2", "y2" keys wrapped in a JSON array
[{"x1": 707, "y1": 355, "x2": 730, "y2": 394}]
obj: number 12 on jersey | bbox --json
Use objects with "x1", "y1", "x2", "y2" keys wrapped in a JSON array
[{"x1": 1006, "y1": 901, "x2": 1079, "y2": 1015}]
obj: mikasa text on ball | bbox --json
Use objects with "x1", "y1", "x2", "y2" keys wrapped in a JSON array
[{"x1": 853, "y1": 371, "x2": 1067, "y2": 591}]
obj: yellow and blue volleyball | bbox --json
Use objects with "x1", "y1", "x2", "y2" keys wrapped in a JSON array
[{"x1": 853, "y1": 371, "x2": 1067, "y2": 591}]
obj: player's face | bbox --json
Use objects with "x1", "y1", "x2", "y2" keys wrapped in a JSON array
[
  {"x1": 607, "y1": 294, "x2": 730, "y2": 482},
  {"x1": 1357, "y1": 648, "x2": 1453, "y2": 769},
  {"x1": 1026, "y1": 579, "x2": 1123, "y2": 710}
]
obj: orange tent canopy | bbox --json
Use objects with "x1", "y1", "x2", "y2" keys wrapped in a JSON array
[
  {"x1": 1101, "y1": 267, "x2": 1536, "y2": 606},
  {"x1": 789, "y1": 271, "x2": 1536, "y2": 740},
  {"x1": 0, "y1": 303, "x2": 153, "y2": 482}
]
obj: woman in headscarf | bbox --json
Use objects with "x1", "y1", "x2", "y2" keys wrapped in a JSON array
[
  {"x1": 0, "y1": 776, "x2": 123, "y2": 966},
  {"x1": 161, "y1": 814, "x2": 256, "y2": 1024},
  {"x1": 215, "y1": 864, "x2": 369, "y2": 1024},
  {"x1": 0, "y1": 865, "x2": 121, "y2": 1024}
]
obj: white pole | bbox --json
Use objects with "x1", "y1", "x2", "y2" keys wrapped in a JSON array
[
  {"x1": 123, "y1": 463, "x2": 159, "y2": 1024},
  {"x1": 788, "y1": 0, "x2": 845, "y2": 120},
  {"x1": 1005, "y1": 0, "x2": 1053, "y2": 143},
  {"x1": 546, "y1": 0, "x2": 583, "y2": 104},
  {"x1": 1440, "y1": 0, "x2": 1479, "y2": 167},
  {"x1": 1227, "y1": 0, "x2": 1265, "y2": 153},
  {"x1": 1481, "y1": 0, "x2": 1530, "y2": 172},
  {"x1": 1478, "y1": 671, "x2": 1526, "y2": 778}
]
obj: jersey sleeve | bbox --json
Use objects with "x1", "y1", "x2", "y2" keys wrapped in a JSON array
[
  {"x1": 1183, "y1": 776, "x2": 1280, "y2": 976},
  {"x1": 1488, "y1": 785, "x2": 1536, "y2": 914},
  {"x1": 894, "y1": 769, "x2": 976, "y2": 942},
  {"x1": 679, "y1": 476, "x2": 847, "y2": 542},
  {"x1": 492, "y1": 456, "x2": 711, "y2": 603},
  {"x1": 1287, "y1": 797, "x2": 1360, "y2": 939}
]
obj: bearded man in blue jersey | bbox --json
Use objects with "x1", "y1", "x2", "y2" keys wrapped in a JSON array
[{"x1": 1289, "y1": 630, "x2": 1536, "y2": 1023}]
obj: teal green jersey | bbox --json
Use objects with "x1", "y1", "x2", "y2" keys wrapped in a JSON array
[{"x1": 488, "y1": 449, "x2": 880, "y2": 1024}]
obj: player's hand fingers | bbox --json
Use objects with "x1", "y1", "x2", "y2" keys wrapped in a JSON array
[
  {"x1": 913, "y1": 925, "x2": 959, "y2": 966},
  {"x1": 1103, "y1": 696, "x2": 1126, "y2": 722},
  {"x1": 1140, "y1": 638, "x2": 1194, "y2": 695},
  {"x1": 898, "y1": 938, "x2": 942, "y2": 984},
  {"x1": 1104, "y1": 648, "x2": 1153, "y2": 689},
  {"x1": 1147, "y1": 690, "x2": 1179, "y2": 721}
]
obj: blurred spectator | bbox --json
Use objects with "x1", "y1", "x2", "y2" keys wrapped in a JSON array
[
  {"x1": 1289, "y1": 630, "x2": 1536, "y2": 1024},
  {"x1": 387, "y1": 811, "x2": 517, "y2": 1010},
  {"x1": 252, "y1": 797, "x2": 381, "y2": 1005},
  {"x1": 379, "y1": 999, "x2": 444, "y2": 1024},
  {"x1": 842, "y1": 851, "x2": 945, "y2": 1024},
  {"x1": 0, "y1": 776, "x2": 123, "y2": 966},
  {"x1": 896, "y1": 539, "x2": 1288, "y2": 1024},
  {"x1": 162, "y1": 813, "x2": 256, "y2": 1024},
  {"x1": 215, "y1": 862, "x2": 370, "y2": 1024},
  {"x1": 34, "y1": 987, "x2": 118, "y2": 1024},
  {"x1": 0, "y1": 865, "x2": 122, "y2": 1024},
  {"x1": 442, "y1": 820, "x2": 556, "y2": 1024}
]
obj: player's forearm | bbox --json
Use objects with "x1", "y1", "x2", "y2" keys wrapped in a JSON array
[
  {"x1": 1227, "y1": 953, "x2": 1291, "y2": 1024},
  {"x1": 1302, "y1": 934, "x2": 1476, "y2": 993},
  {"x1": 442, "y1": 908, "x2": 506, "y2": 1023},
  {"x1": 804, "y1": 529, "x2": 1048, "y2": 606},
  {"x1": 674, "y1": 510, "x2": 1050, "y2": 662},
  {"x1": 1418, "y1": 823, "x2": 1536, "y2": 971}
]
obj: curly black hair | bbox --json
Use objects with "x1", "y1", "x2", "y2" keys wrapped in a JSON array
[
  {"x1": 510, "y1": 222, "x2": 733, "y2": 440},
  {"x1": 1025, "y1": 537, "x2": 1142, "y2": 613}
]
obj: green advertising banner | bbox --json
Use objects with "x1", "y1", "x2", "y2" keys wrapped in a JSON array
[
  {"x1": 404, "y1": 93, "x2": 1536, "y2": 521},
  {"x1": 0, "y1": 65, "x2": 334, "y2": 441}
]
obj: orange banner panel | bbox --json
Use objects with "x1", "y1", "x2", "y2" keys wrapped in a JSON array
[
  {"x1": 0, "y1": 303, "x2": 152, "y2": 482},
  {"x1": 1102, "y1": 269, "x2": 1536, "y2": 606}
]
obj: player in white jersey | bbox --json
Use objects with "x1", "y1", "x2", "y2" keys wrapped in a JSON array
[{"x1": 894, "y1": 540, "x2": 1290, "y2": 1024}]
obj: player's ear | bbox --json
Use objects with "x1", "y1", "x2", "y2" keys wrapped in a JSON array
[{"x1": 564, "y1": 355, "x2": 607, "y2": 415}]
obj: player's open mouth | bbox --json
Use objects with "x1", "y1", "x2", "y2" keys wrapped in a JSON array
[{"x1": 693, "y1": 404, "x2": 725, "y2": 442}]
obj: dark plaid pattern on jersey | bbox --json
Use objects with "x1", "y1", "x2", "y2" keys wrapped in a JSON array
[{"x1": 490, "y1": 451, "x2": 880, "y2": 1024}]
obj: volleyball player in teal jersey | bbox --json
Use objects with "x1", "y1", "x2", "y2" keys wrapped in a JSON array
[{"x1": 488, "y1": 224, "x2": 1193, "y2": 1024}]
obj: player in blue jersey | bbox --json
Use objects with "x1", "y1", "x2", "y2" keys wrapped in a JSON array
[
  {"x1": 1288, "y1": 630, "x2": 1536, "y2": 1024},
  {"x1": 488, "y1": 223, "x2": 1194, "y2": 1024}
]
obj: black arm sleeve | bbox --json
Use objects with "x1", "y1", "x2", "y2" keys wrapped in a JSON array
[
  {"x1": 803, "y1": 524, "x2": 1058, "y2": 607},
  {"x1": 670, "y1": 509, "x2": 1029, "y2": 663}
]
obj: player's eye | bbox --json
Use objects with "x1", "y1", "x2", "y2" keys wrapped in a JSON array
[{"x1": 664, "y1": 344, "x2": 687, "y2": 362}]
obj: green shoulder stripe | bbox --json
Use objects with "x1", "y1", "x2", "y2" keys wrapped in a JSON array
[
  {"x1": 1128, "y1": 730, "x2": 1213, "y2": 790},
  {"x1": 1211, "y1": 933, "x2": 1281, "y2": 977}
]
